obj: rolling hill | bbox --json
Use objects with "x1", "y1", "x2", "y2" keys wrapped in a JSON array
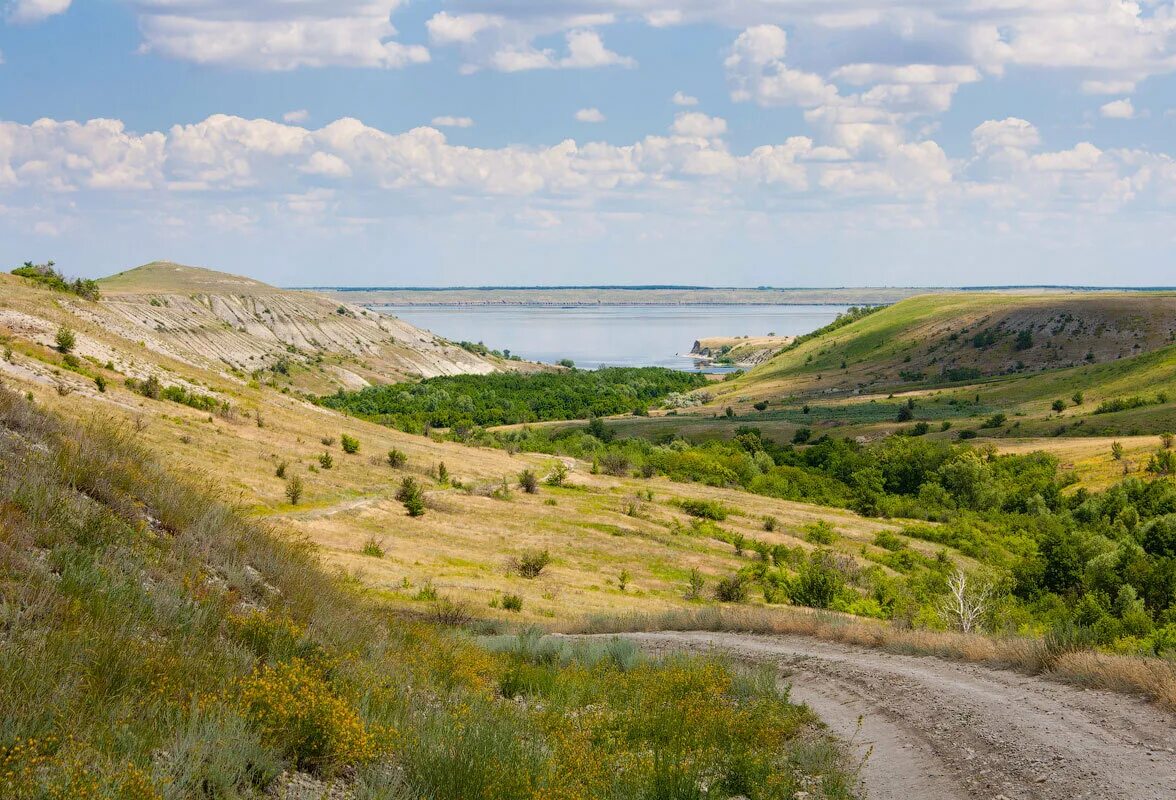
[{"x1": 93, "y1": 261, "x2": 505, "y2": 391}]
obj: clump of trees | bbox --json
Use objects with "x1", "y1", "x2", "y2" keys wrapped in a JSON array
[
  {"x1": 12, "y1": 261, "x2": 100, "y2": 301},
  {"x1": 319, "y1": 367, "x2": 709, "y2": 433}
]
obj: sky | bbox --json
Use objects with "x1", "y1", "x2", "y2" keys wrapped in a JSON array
[{"x1": 2, "y1": 2, "x2": 1176, "y2": 287}]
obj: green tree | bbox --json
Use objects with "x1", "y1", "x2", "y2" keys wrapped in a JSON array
[
  {"x1": 284, "y1": 475, "x2": 304, "y2": 505},
  {"x1": 340, "y1": 434, "x2": 359, "y2": 454},
  {"x1": 1052, "y1": 399, "x2": 1066, "y2": 413},
  {"x1": 55, "y1": 326, "x2": 76, "y2": 354}
]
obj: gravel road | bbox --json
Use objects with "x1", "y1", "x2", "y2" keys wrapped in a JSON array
[{"x1": 618, "y1": 631, "x2": 1176, "y2": 800}]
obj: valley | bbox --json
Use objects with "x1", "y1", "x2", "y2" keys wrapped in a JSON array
[{"x1": 2, "y1": 261, "x2": 1175, "y2": 799}]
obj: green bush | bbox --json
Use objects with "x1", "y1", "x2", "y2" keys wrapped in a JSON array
[
  {"x1": 387, "y1": 448, "x2": 407, "y2": 468},
  {"x1": 714, "y1": 574, "x2": 749, "y2": 603},
  {"x1": 678, "y1": 499, "x2": 730, "y2": 521},
  {"x1": 340, "y1": 434, "x2": 360, "y2": 454},
  {"x1": 511, "y1": 549, "x2": 551, "y2": 579}
]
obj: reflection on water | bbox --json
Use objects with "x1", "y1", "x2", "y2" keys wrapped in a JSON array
[{"x1": 377, "y1": 305, "x2": 847, "y2": 371}]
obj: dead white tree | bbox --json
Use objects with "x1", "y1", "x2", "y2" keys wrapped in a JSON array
[{"x1": 940, "y1": 569, "x2": 991, "y2": 634}]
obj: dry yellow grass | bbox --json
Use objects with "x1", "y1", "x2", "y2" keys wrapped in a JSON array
[{"x1": 0, "y1": 272, "x2": 930, "y2": 625}]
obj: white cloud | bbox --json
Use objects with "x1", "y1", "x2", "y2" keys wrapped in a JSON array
[
  {"x1": 972, "y1": 118, "x2": 1041, "y2": 154},
  {"x1": 671, "y1": 91, "x2": 698, "y2": 107},
  {"x1": 130, "y1": 1, "x2": 429, "y2": 70},
  {"x1": 671, "y1": 112, "x2": 726, "y2": 139},
  {"x1": 426, "y1": 12, "x2": 501, "y2": 44},
  {"x1": 645, "y1": 10, "x2": 682, "y2": 28},
  {"x1": 561, "y1": 29, "x2": 635, "y2": 69},
  {"x1": 431, "y1": 116, "x2": 474, "y2": 128},
  {"x1": 6, "y1": 0, "x2": 70, "y2": 24},
  {"x1": 725, "y1": 25, "x2": 839, "y2": 109},
  {"x1": 283, "y1": 110, "x2": 310, "y2": 124},
  {"x1": 575, "y1": 108, "x2": 605, "y2": 123},
  {"x1": 1100, "y1": 98, "x2": 1136, "y2": 119}
]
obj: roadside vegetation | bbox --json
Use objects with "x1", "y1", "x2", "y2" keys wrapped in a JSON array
[
  {"x1": 318, "y1": 367, "x2": 708, "y2": 432},
  {"x1": 0, "y1": 386, "x2": 857, "y2": 799}
]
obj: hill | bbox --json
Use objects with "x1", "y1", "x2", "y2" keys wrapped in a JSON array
[{"x1": 715, "y1": 292, "x2": 1176, "y2": 403}]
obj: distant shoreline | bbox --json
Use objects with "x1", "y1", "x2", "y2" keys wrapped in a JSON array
[{"x1": 305, "y1": 285, "x2": 1176, "y2": 308}]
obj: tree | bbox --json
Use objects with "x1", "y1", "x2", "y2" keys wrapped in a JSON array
[
  {"x1": 340, "y1": 434, "x2": 359, "y2": 454},
  {"x1": 397, "y1": 476, "x2": 425, "y2": 516},
  {"x1": 1015, "y1": 330, "x2": 1033, "y2": 351},
  {"x1": 518, "y1": 469, "x2": 538, "y2": 494},
  {"x1": 386, "y1": 448, "x2": 407, "y2": 468},
  {"x1": 1072, "y1": 391, "x2": 1084, "y2": 406},
  {"x1": 545, "y1": 462, "x2": 569, "y2": 487},
  {"x1": 55, "y1": 326, "x2": 76, "y2": 354},
  {"x1": 1148, "y1": 448, "x2": 1176, "y2": 476},
  {"x1": 939, "y1": 570, "x2": 991, "y2": 633},
  {"x1": 1052, "y1": 399, "x2": 1066, "y2": 413},
  {"x1": 1111, "y1": 441, "x2": 1124, "y2": 461},
  {"x1": 285, "y1": 475, "x2": 304, "y2": 506},
  {"x1": 1162, "y1": 432, "x2": 1174, "y2": 450}
]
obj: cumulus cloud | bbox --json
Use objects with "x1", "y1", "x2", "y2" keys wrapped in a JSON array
[
  {"x1": 129, "y1": 1, "x2": 428, "y2": 70},
  {"x1": 1100, "y1": 98, "x2": 1136, "y2": 119},
  {"x1": 2, "y1": 110, "x2": 1171, "y2": 247},
  {"x1": 671, "y1": 112, "x2": 726, "y2": 138},
  {"x1": 6, "y1": 0, "x2": 70, "y2": 24},
  {"x1": 671, "y1": 91, "x2": 698, "y2": 107},
  {"x1": 575, "y1": 108, "x2": 605, "y2": 123},
  {"x1": 431, "y1": 116, "x2": 474, "y2": 128}
]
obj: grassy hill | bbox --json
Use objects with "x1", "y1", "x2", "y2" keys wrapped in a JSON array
[
  {"x1": 715, "y1": 292, "x2": 1176, "y2": 405},
  {"x1": 0, "y1": 384, "x2": 854, "y2": 799}
]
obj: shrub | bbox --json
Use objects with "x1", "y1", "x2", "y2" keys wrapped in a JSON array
[
  {"x1": 790, "y1": 552, "x2": 845, "y2": 609},
  {"x1": 803, "y1": 521, "x2": 837, "y2": 545},
  {"x1": 1052, "y1": 399, "x2": 1066, "y2": 413},
  {"x1": 518, "y1": 469, "x2": 538, "y2": 494},
  {"x1": 340, "y1": 434, "x2": 360, "y2": 454},
  {"x1": 361, "y1": 536, "x2": 385, "y2": 558},
  {"x1": 753, "y1": 401, "x2": 768, "y2": 411},
  {"x1": 387, "y1": 448, "x2": 407, "y2": 468},
  {"x1": 792, "y1": 427, "x2": 812, "y2": 444},
  {"x1": 284, "y1": 475, "x2": 304, "y2": 505},
  {"x1": 599, "y1": 452, "x2": 631, "y2": 477},
  {"x1": 1162, "y1": 433, "x2": 1175, "y2": 450},
  {"x1": 94, "y1": 375, "x2": 106, "y2": 393},
  {"x1": 1111, "y1": 441, "x2": 1124, "y2": 460},
  {"x1": 275, "y1": 461, "x2": 288, "y2": 479},
  {"x1": 762, "y1": 515, "x2": 778, "y2": 532},
  {"x1": 238, "y1": 659, "x2": 375, "y2": 769},
  {"x1": 714, "y1": 574, "x2": 749, "y2": 603},
  {"x1": 511, "y1": 549, "x2": 551, "y2": 579},
  {"x1": 501, "y1": 593, "x2": 523, "y2": 612},
  {"x1": 545, "y1": 462, "x2": 569, "y2": 486},
  {"x1": 55, "y1": 326, "x2": 76, "y2": 353},
  {"x1": 318, "y1": 452, "x2": 333, "y2": 469},
  {"x1": 321, "y1": 436, "x2": 336, "y2": 447},
  {"x1": 684, "y1": 569, "x2": 705, "y2": 600},
  {"x1": 397, "y1": 477, "x2": 425, "y2": 516},
  {"x1": 617, "y1": 569, "x2": 630, "y2": 592},
  {"x1": 678, "y1": 499, "x2": 729, "y2": 521},
  {"x1": 431, "y1": 598, "x2": 472, "y2": 626},
  {"x1": 981, "y1": 413, "x2": 1006, "y2": 429}
]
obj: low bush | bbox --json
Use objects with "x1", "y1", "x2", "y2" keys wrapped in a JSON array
[
  {"x1": 340, "y1": 434, "x2": 360, "y2": 454},
  {"x1": 678, "y1": 498, "x2": 731, "y2": 520},
  {"x1": 511, "y1": 549, "x2": 552, "y2": 579}
]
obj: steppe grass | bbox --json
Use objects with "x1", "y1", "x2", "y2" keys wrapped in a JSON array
[{"x1": 0, "y1": 386, "x2": 857, "y2": 799}]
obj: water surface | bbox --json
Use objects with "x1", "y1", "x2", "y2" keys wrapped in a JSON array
[{"x1": 377, "y1": 305, "x2": 847, "y2": 371}]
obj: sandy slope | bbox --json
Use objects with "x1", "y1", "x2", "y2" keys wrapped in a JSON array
[{"x1": 618, "y1": 632, "x2": 1176, "y2": 800}]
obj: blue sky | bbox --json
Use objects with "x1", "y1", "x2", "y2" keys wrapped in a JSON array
[{"x1": 2, "y1": 1, "x2": 1176, "y2": 287}]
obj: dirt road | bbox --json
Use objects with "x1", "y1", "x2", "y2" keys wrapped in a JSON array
[{"x1": 619, "y1": 632, "x2": 1176, "y2": 800}]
